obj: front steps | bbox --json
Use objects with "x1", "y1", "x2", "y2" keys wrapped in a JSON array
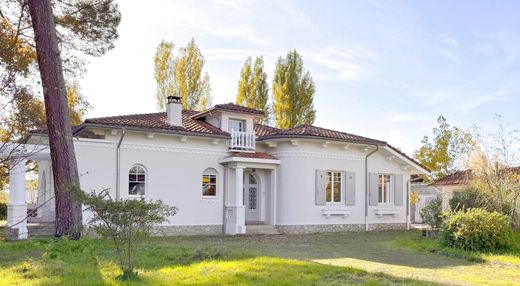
[{"x1": 245, "y1": 224, "x2": 280, "y2": 235}]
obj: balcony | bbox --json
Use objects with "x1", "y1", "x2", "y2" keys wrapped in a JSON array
[{"x1": 228, "y1": 131, "x2": 256, "y2": 152}]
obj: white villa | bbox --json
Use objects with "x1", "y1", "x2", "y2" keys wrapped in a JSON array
[{"x1": 5, "y1": 96, "x2": 429, "y2": 238}]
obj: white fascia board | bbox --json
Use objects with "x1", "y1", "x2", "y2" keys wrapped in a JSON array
[
  {"x1": 218, "y1": 156, "x2": 281, "y2": 165},
  {"x1": 382, "y1": 146, "x2": 429, "y2": 175}
]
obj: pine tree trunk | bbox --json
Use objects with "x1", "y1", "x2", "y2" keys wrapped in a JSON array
[{"x1": 28, "y1": 0, "x2": 82, "y2": 239}]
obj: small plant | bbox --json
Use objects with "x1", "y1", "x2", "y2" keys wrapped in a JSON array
[
  {"x1": 420, "y1": 197, "x2": 444, "y2": 234},
  {"x1": 72, "y1": 187, "x2": 177, "y2": 280},
  {"x1": 441, "y1": 208, "x2": 512, "y2": 251}
]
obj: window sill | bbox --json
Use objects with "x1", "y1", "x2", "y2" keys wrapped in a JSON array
[
  {"x1": 373, "y1": 209, "x2": 400, "y2": 218},
  {"x1": 200, "y1": 197, "x2": 220, "y2": 202},
  {"x1": 321, "y1": 209, "x2": 352, "y2": 218}
]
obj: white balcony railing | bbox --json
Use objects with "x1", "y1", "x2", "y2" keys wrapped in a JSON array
[{"x1": 229, "y1": 131, "x2": 256, "y2": 151}]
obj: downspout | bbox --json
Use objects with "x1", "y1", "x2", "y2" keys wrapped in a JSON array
[
  {"x1": 364, "y1": 145, "x2": 379, "y2": 231},
  {"x1": 115, "y1": 128, "x2": 126, "y2": 200},
  {"x1": 406, "y1": 179, "x2": 411, "y2": 230}
]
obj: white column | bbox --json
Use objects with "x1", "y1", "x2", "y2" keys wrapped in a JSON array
[
  {"x1": 224, "y1": 166, "x2": 246, "y2": 235},
  {"x1": 270, "y1": 168, "x2": 277, "y2": 226},
  {"x1": 235, "y1": 167, "x2": 244, "y2": 207},
  {"x1": 7, "y1": 159, "x2": 28, "y2": 240}
]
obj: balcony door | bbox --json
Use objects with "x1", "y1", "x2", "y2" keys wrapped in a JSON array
[{"x1": 229, "y1": 119, "x2": 244, "y2": 133}]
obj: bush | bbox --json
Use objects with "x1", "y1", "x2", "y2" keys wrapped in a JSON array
[
  {"x1": 420, "y1": 197, "x2": 444, "y2": 232},
  {"x1": 441, "y1": 208, "x2": 512, "y2": 251},
  {"x1": 72, "y1": 187, "x2": 177, "y2": 280},
  {"x1": 449, "y1": 187, "x2": 485, "y2": 212}
]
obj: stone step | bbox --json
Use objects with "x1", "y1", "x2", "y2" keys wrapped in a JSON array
[{"x1": 245, "y1": 224, "x2": 280, "y2": 235}]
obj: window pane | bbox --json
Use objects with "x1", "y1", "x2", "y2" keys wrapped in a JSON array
[
  {"x1": 248, "y1": 187, "x2": 257, "y2": 209},
  {"x1": 202, "y1": 184, "x2": 216, "y2": 196},
  {"x1": 129, "y1": 182, "x2": 145, "y2": 196},
  {"x1": 202, "y1": 174, "x2": 217, "y2": 197},
  {"x1": 129, "y1": 165, "x2": 145, "y2": 196}
]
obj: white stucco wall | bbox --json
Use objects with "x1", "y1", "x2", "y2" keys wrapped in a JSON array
[
  {"x1": 269, "y1": 141, "x2": 411, "y2": 226},
  {"x1": 69, "y1": 128, "x2": 417, "y2": 230},
  {"x1": 74, "y1": 131, "x2": 228, "y2": 227}
]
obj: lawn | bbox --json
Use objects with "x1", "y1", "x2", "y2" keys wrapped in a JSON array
[{"x1": 0, "y1": 230, "x2": 519, "y2": 286}]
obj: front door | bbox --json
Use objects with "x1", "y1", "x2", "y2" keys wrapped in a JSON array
[{"x1": 244, "y1": 172, "x2": 261, "y2": 222}]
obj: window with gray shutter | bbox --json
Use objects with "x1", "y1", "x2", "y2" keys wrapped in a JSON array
[
  {"x1": 394, "y1": 174, "x2": 404, "y2": 206},
  {"x1": 315, "y1": 170, "x2": 327, "y2": 205},
  {"x1": 345, "y1": 171, "x2": 355, "y2": 206},
  {"x1": 369, "y1": 173, "x2": 379, "y2": 206}
]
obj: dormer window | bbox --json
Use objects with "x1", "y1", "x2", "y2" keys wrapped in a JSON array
[{"x1": 229, "y1": 119, "x2": 244, "y2": 132}]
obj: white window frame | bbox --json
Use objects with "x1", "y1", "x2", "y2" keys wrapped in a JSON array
[
  {"x1": 202, "y1": 168, "x2": 218, "y2": 199},
  {"x1": 378, "y1": 174, "x2": 393, "y2": 205},
  {"x1": 128, "y1": 164, "x2": 147, "y2": 198},
  {"x1": 228, "y1": 119, "x2": 244, "y2": 132},
  {"x1": 325, "y1": 171, "x2": 343, "y2": 204}
]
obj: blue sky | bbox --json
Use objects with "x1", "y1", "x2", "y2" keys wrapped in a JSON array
[{"x1": 81, "y1": 0, "x2": 520, "y2": 155}]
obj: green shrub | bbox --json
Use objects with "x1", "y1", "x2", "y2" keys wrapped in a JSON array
[
  {"x1": 449, "y1": 188, "x2": 484, "y2": 212},
  {"x1": 420, "y1": 197, "x2": 444, "y2": 232},
  {"x1": 441, "y1": 208, "x2": 512, "y2": 251}
]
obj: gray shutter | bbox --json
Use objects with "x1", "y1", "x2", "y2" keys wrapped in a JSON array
[
  {"x1": 394, "y1": 174, "x2": 404, "y2": 206},
  {"x1": 369, "y1": 173, "x2": 379, "y2": 206},
  {"x1": 315, "y1": 170, "x2": 327, "y2": 205},
  {"x1": 344, "y1": 171, "x2": 355, "y2": 206}
]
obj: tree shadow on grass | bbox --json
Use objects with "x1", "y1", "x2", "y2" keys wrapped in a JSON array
[{"x1": 150, "y1": 230, "x2": 474, "y2": 269}]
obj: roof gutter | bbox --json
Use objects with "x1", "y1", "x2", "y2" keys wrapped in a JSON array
[
  {"x1": 365, "y1": 145, "x2": 379, "y2": 232},
  {"x1": 115, "y1": 128, "x2": 126, "y2": 200}
]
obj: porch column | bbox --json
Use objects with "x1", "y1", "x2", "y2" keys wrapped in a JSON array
[
  {"x1": 235, "y1": 167, "x2": 244, "y2": 207},
  {"x1": 225, "y1": 166, "x2": 246, "y2": 235},
  {"x1": 7, "y1": 159, "x2": 28, "y2": 240}
]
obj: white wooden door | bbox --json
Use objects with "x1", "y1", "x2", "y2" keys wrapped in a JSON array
[{"x1": 244, "y1": 173, "x2": 260, "y2": 222}]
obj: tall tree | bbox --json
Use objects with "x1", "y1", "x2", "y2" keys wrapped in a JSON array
[
  {"x1": 153, "y1": 40, "x2": 175, "y2": 111},
  {"x1": 414, "y1": 115, "x2": 474, "y2": 182},
  {"x1": 28, "y1": 0, "x2": 82, "y2": 239},
  {"x1": 153, "y1": 38, "x2": 211, "y2": 111},
  {"x1": 272, "y1": 49, "x2": 316, "y2": 129},
  {"x1": 236, "y1": 56, "x2": 270, "y2": 123},
  {"x1": 0, "y1": 0, "x2": 119, "y2": 189}
]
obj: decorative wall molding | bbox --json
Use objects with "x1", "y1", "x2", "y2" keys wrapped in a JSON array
[
  {"x1": 121, "y1": 142, "x2": 227, "y2": 157},
  {"x1": 270, "y1": 151, "x2": 365, "y2": 161}
]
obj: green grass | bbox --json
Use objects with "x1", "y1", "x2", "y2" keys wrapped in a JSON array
[
  {"x1": 0, "y1": 236, "x2": 432, "y2": 286},
  {"x1": 393, "y1": 231, "x2": 520, "y2": 265},
  {"x1": 1, "y1": 230, "x2": 519, "y2": 285}
]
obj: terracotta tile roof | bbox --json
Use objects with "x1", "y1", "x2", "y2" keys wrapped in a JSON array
[
  {"x1": 256, "y1": 124, "x2": 386, "y2": 145},
  {"x1": 228, "y1": 152, "x2": 278, "y2": 160},
  {"x1": 254, "y1": 123, "x2": 280, "y2": 137},
  {"x1": 192, "y1": 103, "x2": 265, "y2": 119},
  {"x1": 74, "y1": 110, "x2": 229, "y2": 138},
  {"x1": 431, "y1": 170, "x2": 472, "y2": 186},
  {"x1": 431, "y1": 167, "x2": 520, "y2": 186}
]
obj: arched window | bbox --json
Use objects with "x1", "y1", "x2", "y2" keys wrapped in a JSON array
[
  {"x1": 202, "y1": 168, "x2": 217, "y2": 197},
  {"x1": 129, "y1": 164, "x2": 146, "y2": 196}
]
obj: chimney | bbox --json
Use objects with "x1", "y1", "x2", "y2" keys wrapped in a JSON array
[{"x1": 166, "y1": 96, "x2": 182, "y2": 126}]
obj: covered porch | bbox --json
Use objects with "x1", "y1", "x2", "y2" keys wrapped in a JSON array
[
  {"x1": 1, "y1": 144, "x2": 53, "y2": 240},
  {"x1": 219, "y1": 153, "x2": 280, "y2": 235}
]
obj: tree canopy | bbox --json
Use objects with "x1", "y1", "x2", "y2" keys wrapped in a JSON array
[
  {"x1": 272, "y1": 50, "x2": 316, "y2": 129},
  {"x1": 236, "y1": 56, "x2": 269, "y2": 124},
  {"x1": 414, "y1": 115, "x2": 474, "y2": 181},
  {"x1": 153, "y1": 38, "x2": 211, "y2": 111}
]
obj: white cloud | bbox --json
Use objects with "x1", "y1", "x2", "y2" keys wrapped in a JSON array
[
  {"x1": 302, "y1": 45, "x2": 377, "y2": 81},
  {"x1": 439, "y1": 35, "x2": 459, "y2": 47}
]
